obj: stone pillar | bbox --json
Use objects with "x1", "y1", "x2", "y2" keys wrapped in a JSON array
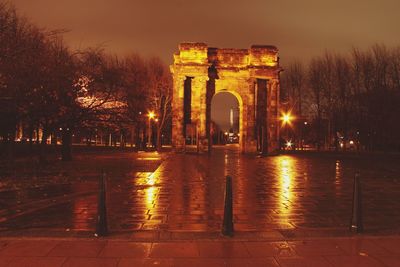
[
  {"x1": 240, "y1": 98, "x2": 247, "y2": 153},
  {"x1": 266, "y1": 80, "x2": 272, "y2": 153},
  {"x1": 264, "y1": 78, "x2": 280, "y2": 153},
  {"x1": 271, "y1": 79, "x2": 280, "y2": 152},
  {"x1": 206, "y1": 78, "x2": 216, "y2": 152},
  {"x1": 172, "y1": 75, "x2": 185, "y2": 151},
  {"x1": 191, "y1": 76, "x2": 208, "y2": 152},
  {"x1": 244, "y1": 79, "x2": 257, "y2": 153}
]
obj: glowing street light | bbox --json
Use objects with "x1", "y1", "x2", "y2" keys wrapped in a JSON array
[
  {"x1": 148, "y1": 111, "x2": 156, "y2": 147},
  {"x1": 285, "y1": 140, "x2": 293, "y2": 149},
  {"x1": 280, "y1": 111, "x2": 295, "y2": 150},
  {"x1": 148, "y1": 111, "x2": 155, "y2": 120},
  {"x1": 281, "y1": 112, "x2": 293, "y2": 125}
]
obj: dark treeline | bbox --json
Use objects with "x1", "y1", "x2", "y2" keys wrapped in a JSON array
[
  {"x1": 282, "y1": 45, "x2": 400, "y2": 152},
  {"x1": 0, "y1": 3, "x2": 172, "y2": 161}
]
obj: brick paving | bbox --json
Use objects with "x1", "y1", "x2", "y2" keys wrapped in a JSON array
[
  {"x1": 1, "y1": 147, "x2": 400, "y2": 237},
  {"x1": 1, "y1": 147, "x2": 400, "y2": 265},
  {"x1": 0, "y1": 236, "x2": 400, "y2": 266}
]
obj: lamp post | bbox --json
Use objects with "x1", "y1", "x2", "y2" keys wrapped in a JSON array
[
  {"x1": 155, "y1": 118, "x2": 159, "y2": 150},
  {"x1": 282, "y1": 113, "x2": 292, "y2": 125},
  {"x1": 281, "y1": 111, "x2": 294, "y2": 150},
  {"x1": 148, "y1": 111, "x2": 155, "y2": 148}
]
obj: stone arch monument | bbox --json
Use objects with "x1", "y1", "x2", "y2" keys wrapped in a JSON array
[{"x1": 170, "y1": 43, "x2": 282, "y2": 154}]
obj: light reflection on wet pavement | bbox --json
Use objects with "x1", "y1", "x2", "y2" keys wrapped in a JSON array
[{"x1": 1, "y1": 147, "x2": 400, "y2": 237}]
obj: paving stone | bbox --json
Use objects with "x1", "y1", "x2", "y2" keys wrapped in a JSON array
[
  {"x1": 0, "y1": 257, "x2": 14, "y2": 267},
  {"x1": 244, "y1": 241, "x2": 297, "y2": 257},
  {"x1": 48, "y1": 240, "x2": 106, "y2": 257},
  {"x1": 288, "y1": 240, "x2": 346, "y2": 256},
  {"x1": 197, "y1": 242, "x2": 250, "y2": 258},
  {"x1": 150, "y1": 242, "x2": 199, "y2": 258},
  {"x1": 371, "y1": 237, "x2": 400, "y2": 254},
  {"x1": 118, "y1": 258, "x2": 182, "y2": 267},
  {"x1": 334, "y1": 238, "x2": 391, "y2": 256},
  {"x1": 325, "y1": 255, "x2": 386, "y2": 267},
  {"x1": 1, "y1": 149, "x2": 400, "y2": 237},
  {"x1": 378, "y1": 256, "x2": 400, "y2": 267},
  {"x1": 99, "y1": 241, "x2": 151, "y2": 258},
  {"x1": 0, "y1": 240, "x2": 58, "y2": 257},
  {"x1": 62, "y1": 257, "x2": 118, "y2": 267},
  {"x1": 7, "y1": 257, "x2": 66, "y2": 267},
  {"x1": 276, "y1": 256, "x2": 334, "y2": 267}
]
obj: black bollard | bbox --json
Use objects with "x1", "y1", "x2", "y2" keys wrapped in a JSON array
[
  {"x1": 96, "y1": 171, "x2": 108, "y2": 236},
  {"x1": 222, "y1": 175, "x2": 234, "y2": 236},
  {"x1": 350, "y1": 172, "x2": 363, "y2": 233}
]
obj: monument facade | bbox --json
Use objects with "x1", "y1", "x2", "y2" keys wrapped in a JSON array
[{"x1": 170, "y1": 43, "x2": 282, "y2": 154}]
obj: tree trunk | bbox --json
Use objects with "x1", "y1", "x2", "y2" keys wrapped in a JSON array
[
  {"x1": 6, "y1": 133, "x2": 16, "y2": 162},
  {"x1": 36, "y1": 126, "x2": 40, "y2": 145},
  {"x1": 38, "y1": 127, "x2": 48, "y2": 164},
  {"x1": 28, "y1": 124, "x2": 34, "y2": 154},
  {"x1": 51, "y1": 132, "x2": 57, "y2": 146},
  {"x1": 135, "y1": 126, "x2": 141, "y2": 151},
  {"x1": 156, "y1": 127, "x2": 162, "y2": 151},
  {"x1": 316, "y1": 116, "x2": 322, "y2": 151},
  {"x1": 61, "y1": 129, "x2": 72, "y2": 161},
  {"x1": 86, "y1": 135, "x2": 91, "y2": 146}
]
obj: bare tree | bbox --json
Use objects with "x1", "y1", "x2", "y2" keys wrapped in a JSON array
[
  {"x1": 122, "y1": 54, "x2": 149, "y2": 149},
  {"x1": 333, "y1": 54, "x2": 352, "y2": 150},
  {"x1": 147, "y1": 57, "x2": 172, "y2": 151},
  {"x1": 307, "y1": 58, "x2": 325, "y2": 150}
]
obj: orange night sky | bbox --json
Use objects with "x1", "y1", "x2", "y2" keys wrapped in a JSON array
[{"x1": 10, "y1": 0, "x2": 400, "y2": 66}]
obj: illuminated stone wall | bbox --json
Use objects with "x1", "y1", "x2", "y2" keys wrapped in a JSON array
[{"x1": 171, "y1": 43, "x2": 281, "y2": 154}]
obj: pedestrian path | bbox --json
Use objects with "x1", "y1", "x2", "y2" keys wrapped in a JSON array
[
  {"x1": 0, "y1": 235, "x2": 399, "y2": 266},
  {"x1": 2, "y1": 149, "x2": 400, "y2": 236}
]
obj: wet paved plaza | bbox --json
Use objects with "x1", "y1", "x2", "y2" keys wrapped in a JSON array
[{"x1": 1, "y1": 147, "x2": 400, "y2": 237}]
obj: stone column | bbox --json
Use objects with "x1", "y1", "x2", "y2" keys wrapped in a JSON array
[
  {"x1": 172, "y1": 75, "x2": 185, "y2": 151},
  {"x1": 240, "y1": 96, "x2": 247, "y2": 153},
  {"x1": 266, "y1": 80, "x2": 272, "y2": 153},
  {"x1": 244, "y1": 79, "x2": 257, "y2": 153},
  {"x1": 265, "y1": 78, "x2": 280, "y2": 153},
  {"x1": 271, "y1": 79, "x2": 280, "y2": 152},
  {"x1": 191, "y1": 75, "x2": 208, "y2": 152}
]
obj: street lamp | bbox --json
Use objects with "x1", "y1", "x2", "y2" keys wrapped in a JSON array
[
  {"x1": 148, "y1": 111, "x2": 155, "y2": 120},
  {"x1": 280, "y1": 111, "x2": 295, "y2": 150},
  {"x1": 148, "y1": 111, "x2": 155, "y2": 147},
  {"x1": 281, "y1": 112, "x2": 293, "y2": 126}
]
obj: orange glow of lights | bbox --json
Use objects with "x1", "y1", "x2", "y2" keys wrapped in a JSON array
[
  {"x1": 148, "y1": 111, "x2": 155, "y2": 119},
  {"x1": 335, "y1": 160, "x2": 341, "y2": 190},
  {"x1": 146, "y1": 173, "x2": 156, "y2": 186},
  {"x1": 281, "y1": 112, "x2": 294, "y2": 125},
  {"x1": 285, "y1": 141, "x2": 293, "y2": 148},
  {"x1": 279, "y1": 158, "x2": 293, "y2": 196},
  {"x1": 276, "y1": 156, "x2": 296, "y2": 229},
  {"x1": 145, "y1": 172, "x2": 159, "y2": 209},
  {"x1": 145, "y1": 186, "x2": 157, "y2": 209}
]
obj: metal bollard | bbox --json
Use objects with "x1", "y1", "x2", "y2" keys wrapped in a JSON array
[
  {"x1": 350, "y1": 172, "x2": 363, "y2": 233},
  {"x1": 96, "y1": 171, "x2": 108, "y2": 236},
  {"x1": 222, "y1": 175, "x2": 234, "y2": 236}
]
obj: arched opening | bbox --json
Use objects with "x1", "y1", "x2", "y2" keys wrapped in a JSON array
[{"x1": 211, "y1": 91, "x2": 241, "y2": 149}]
